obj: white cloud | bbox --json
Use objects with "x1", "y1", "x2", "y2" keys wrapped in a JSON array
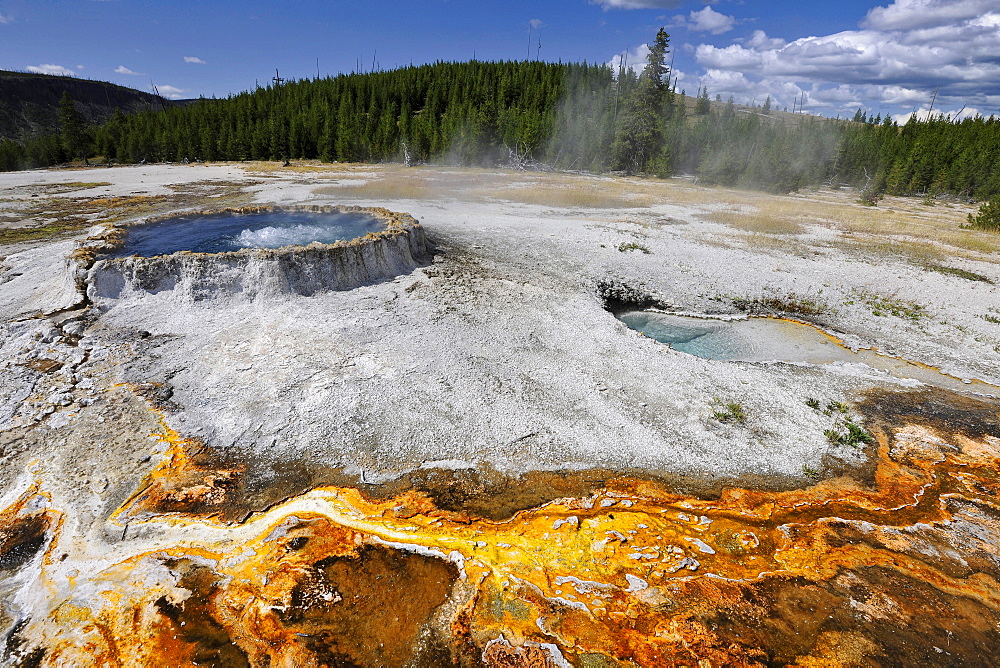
[
  {"x1": 156, "y1": 85, "x2": 189, "y2": 100},
  {"x1": 529, "y1": 19, "x2": 543, "y2": 29},
  {"x1": 686, "y1": 6, "x2": 736, "y2": 34},
  {"x1": 695, "y1": 43, "x2": 761, "y2": 71},
  {"x1": 862, "y1": 0, "x2": 995, "y2": 31},
  {"x1": 115, "y1": 65, "x2": 143, "y2": 75},
  {"x1": 608, "y1": 43, "x2": 651, "y2": 75},
  {"x1": 0, "y1": 13, "x2": 13, "y2": 24},
  {"x1": 743, "y1": 30, "x2": 786, "y2": 50},
  {"x1": 691, "y1": 0, "x2": 1000, "y2": 117},
  {"x1": 877, "y1": 84, "x2": 927, "y2": 106},
  {"x1": 183, "y1": 56, "x2": 206, "y2": 64},
  {"x1": 892, "y1": 106, "x2": 981, "y2": 124},
  {"x1": 26, "y1": 64, "x2": 75, "y2": 76},
  {"x1": 670, "y1": 6, "x2": 736, "y2": 34},
  {"x1": 698, "y1": 69, "x2": 759, "y2": 99},
  {"x1": 591, "y1": 0, "x2": 684, "y2": 9}
]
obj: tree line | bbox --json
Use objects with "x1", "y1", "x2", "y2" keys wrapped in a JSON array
[
  {"x1": 834, "y1": 110, "x2": 1000, "y2": 201},
  {"x1": 2, "y1": 33, "x2": 1000, "y2": 208}
]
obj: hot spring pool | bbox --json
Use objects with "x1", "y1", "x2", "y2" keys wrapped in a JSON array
[
  {"x1": 616, "y1": 311, "x2": 843, "y2": 362},
  {"x1": 617, "y1": 310, "x2": 998, "y2": 396},
  {"x1": 112, "y1": 210, "x2": 383, "y2": 257},
  {"x1": 84, "y1": 205, "x2": 429, "y2": 302}
]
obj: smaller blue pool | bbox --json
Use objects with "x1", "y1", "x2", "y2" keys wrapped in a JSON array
[
  {"x1": 615, "y1": 310, "x2": 999, "y2": 396},
  {"x1": 113, "y1": 210, "x2": 383, "y2": 257},
  {"x1": 616, "y1": 310, "x2": 840, "y2": 361}
]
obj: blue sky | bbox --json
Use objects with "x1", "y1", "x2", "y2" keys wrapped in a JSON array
[{"x1": 2, "y1": 0, "x2": 997, "y2": 121}]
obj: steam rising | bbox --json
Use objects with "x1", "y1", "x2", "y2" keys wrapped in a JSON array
[{"x1": 233, "y1": 224, "x2": 347, "y2": 249}]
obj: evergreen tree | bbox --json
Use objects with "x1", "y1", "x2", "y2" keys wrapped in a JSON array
[
  {"x1": 645, "y1": 28, "x2": 671, "y2": 92},
  {"x1": 58, "y1": 92, "x2": 88, "y2": 163},
  {"x1": 696, "y1": 87, "x2": 711, "y2": 115},
  {"x1": 612, "y1": 28, "x2": 671, "y2": 174},
  {"x1": 0, "y1": 139, "x2": 24, "y2": 171}
]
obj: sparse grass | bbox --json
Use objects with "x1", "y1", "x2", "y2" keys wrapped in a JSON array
[
  {"x1": 829, "y1": 206, "x2": 996, "y2": 256},
  {"x1": 805, "y1": 398, "x2": 821, "y2": 410},
  {"x1": 0, "y1": 181, "x2": 253, "y2": 246},
  {"x1": 314, "y1": 166, "x2": 659, "y2": 208},
  {"x1": 310, "y1": 167, "x2": 994, "y2": 262},
  {"x1": 711, "y1": 401, "x2": 747, "y2": 424},
  {"x1": 732, "y1": 292, "x2": 827, "y2": 316},
  {"x1": 241, "y1": 160, "x2": 362, "y2": 175},
  {"x1": 260, "y1": 165, "x2": 996, "y2": 261},
  {"x1": 57, "y1": 181, "x2": 112, "y2": 190},
  {"x1": 0, "y1": 216, "x2": 93, "y2": 244},
  {"x1": 316, "y1": 177, "x2": 434, "y2": 200},
  {"x1": 617, "y1": 241, "x2": 651, "y2": 254},
  {"x1": 924, "y1": 264, "x2": 994, "y2": 284},
  {"x1": 982, "y1": 314, "x2": 1000, "y2": 324},
  {"x1": 706, "y1": 202, "x2": 802, "y2": 234},
  {"x1": 490, "y1": 183, "x2": 652, "y2": 209},
  {"x1": 850, "y1": 289, "x2": 927, "y2": 321},
  {"x1": 835, "y1": 236, "x2": 947, "y2": 265}
]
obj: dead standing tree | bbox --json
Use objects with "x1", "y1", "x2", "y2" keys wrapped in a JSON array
[{"x1": 271, "y1": 70, "x2": 291, "y2": 166}]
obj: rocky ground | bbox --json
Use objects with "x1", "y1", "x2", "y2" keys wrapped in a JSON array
[{"x1": 0, "y1": 162, "x2": 998, "y2": 666}]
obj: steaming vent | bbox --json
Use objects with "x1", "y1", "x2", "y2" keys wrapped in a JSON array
[{"x1": 77, "y1": 205, "x2": 429, "y2": 303}]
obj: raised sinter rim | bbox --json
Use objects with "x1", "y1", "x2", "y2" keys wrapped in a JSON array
[
  {"x1": 74, "y1": 204, "x2": 421, "y2": 261},
  {"x1": 73, "y1": 205, "x2": 429, "y2": 302}
]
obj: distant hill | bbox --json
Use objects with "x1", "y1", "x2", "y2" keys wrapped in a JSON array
[{"x1": 0, "y1": 70, "x2": 174, "y2": 141}]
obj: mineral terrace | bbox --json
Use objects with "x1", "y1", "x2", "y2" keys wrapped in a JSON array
[{"x1": 0, "y1": 162, "x2": 998, "y2": 666}]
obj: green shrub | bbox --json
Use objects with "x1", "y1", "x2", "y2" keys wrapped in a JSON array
[
  {"x1": 858, "y1": 185, "x2": 883, "y2": 206},
  {"x1": 967, "y1": 198, "x2": 1000, "y2": 231}
]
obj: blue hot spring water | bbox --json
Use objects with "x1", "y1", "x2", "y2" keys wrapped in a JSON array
[
  {"x1": 615, "y1": 311, "x2": 845, "y2": 362},
  {"x1": 616, "y1": 310, "x2": 1000, "y2": 396},
  {"x1": 113, "y1": 210, "x2": 383, "y2": 257}
]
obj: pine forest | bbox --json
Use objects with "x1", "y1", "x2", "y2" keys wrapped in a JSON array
[{"x1": 3, "y1": 33, "x2": 1000, "y2": 218}]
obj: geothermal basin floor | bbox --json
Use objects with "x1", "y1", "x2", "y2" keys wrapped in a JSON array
[{"x1": 0, "y1": 162, "x2": 999, "y2": 665}]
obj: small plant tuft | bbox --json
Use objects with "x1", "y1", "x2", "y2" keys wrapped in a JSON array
[
  {"x1": 712, "y1": 401, "x2": 747, "y2": 424},
  {"x1": 618, "y1": 241, "x2": 651, "y2": 254},
  {"x1": 824, "y1": 401, "x2": 849, "y2": 415},
  {"x1": 805, "y1": 398, "x2": 821, "y2": 410},
  {"x1": 825, "y1": 419, "x2": 875, "y2": 448},
  {"x1": 802, "y1": 465, "x2": 821, "y2": 481}
]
